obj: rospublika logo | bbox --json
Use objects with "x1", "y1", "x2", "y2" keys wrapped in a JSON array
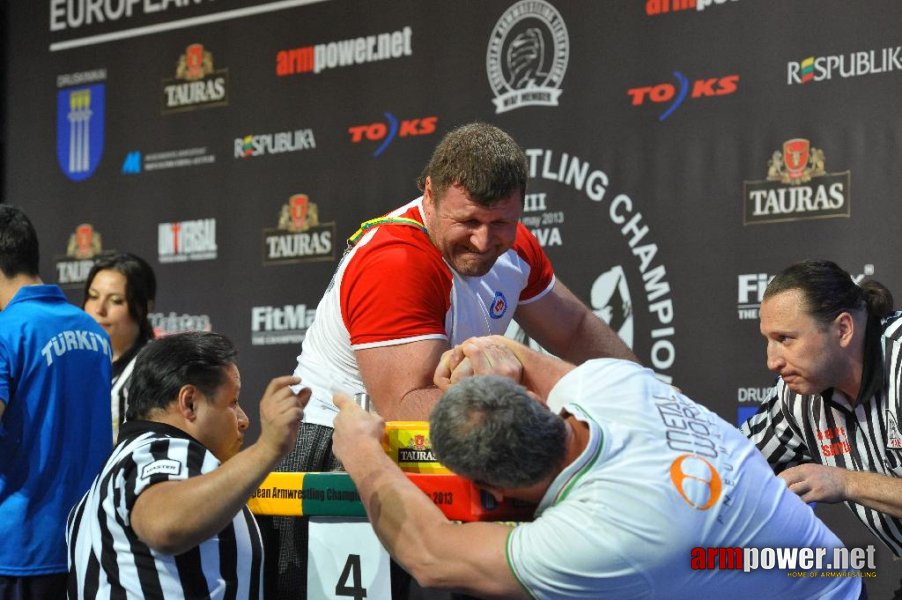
[
  {"x1": 627, "y1": 72, "x2": 739, "y2": 121},
  {"x1": 162, "y1": 43, "x2": 228, "y2": 114},
  {"x1": 276, "y1": 26, "x2": 412, "y2": 76},
  {"x1": 54, "y1": 223, "x2": 110, "y2": 286},
  {"x1": 487, "y1": 0, "x2": 568, "y2": 114},
  {"x1": 263, "y1": 194, "x2": 335, "y2": 264},
  {"x1": 158, "y1": 218, "x2": 217, "y2": 263},
  {"x1": 743, "y1": 139, "x2": 850, "y2": 225},
  {"x1": 57, "y1": 69, "x2": 106, "y2": 181},
  {"x1": 235, "y1": 129, "x2": 316, "y2": 159},
  {"x1": 251, "y1": 304, "x2": 316, "y2": 346},
  {"x1": 645, "y1": 0, "x2": 740, "y2": 16},
  {"x1": 788, "y1": 45, "x2": 902, "y2": 85},
  {"x1": 150, "y1": 311, "x2": 212, "y2": 337},
  {"x1": 348, "y1": 114, "x2": 437, "y2": 157}
]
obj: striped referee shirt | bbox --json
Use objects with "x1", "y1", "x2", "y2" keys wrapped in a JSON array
[
  {"x1": 741, "y1": 312, "x2": 902, "y2": 557},
  {"x1": 66, "y1": 420, "x2": 263, "y2": 599}
]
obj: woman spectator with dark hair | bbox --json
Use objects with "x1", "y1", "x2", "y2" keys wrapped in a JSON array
[{"x1": 83, "y1": 252, "x2": 156, "y2": 441}]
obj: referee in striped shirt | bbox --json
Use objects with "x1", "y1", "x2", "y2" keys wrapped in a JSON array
[
  {"x1": 741, "y1": 259, "x2": 902, "y2": 593},
  {"x1": 67, "y1": 331, "x2": 309, "y2": 599}
]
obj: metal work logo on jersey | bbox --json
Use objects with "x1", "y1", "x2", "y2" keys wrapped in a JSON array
[
  {"x1": 263, "y1": 194, "x2": 335, "y2": 265},
  {"x1": 162, "y1": 43, "x2": 228, "y2": 114},
  {"x1": 743, "y1": 138, "x2": 850, "y2": 225},
  {"x1": 487, "y1": 0, "x2": 569, "y2": 113},
  {"x1": 57, "y1": 84, "x2": 105, "y2": 181},
  {"x1": 54, "y1": 223, "x2": 110, "y2": 287},
  {"x1": 489, "y1": 291, "x2": 508, "y2": 319}
]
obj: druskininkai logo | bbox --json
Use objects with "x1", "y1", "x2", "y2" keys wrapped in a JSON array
[{"x1": 57, "y1": 85, "x2": 105, "y2": 181}]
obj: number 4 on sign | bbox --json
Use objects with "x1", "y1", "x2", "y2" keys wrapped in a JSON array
[{"x1": 307, "y1": 517, "x2": 391, "y2": 600}]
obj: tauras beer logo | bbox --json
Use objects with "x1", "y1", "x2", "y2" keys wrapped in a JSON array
[
  {"x1": 263, "y1": 194, "x2": 335, "y2": 264},
  {"x1": 398, "y1": 434, "x2": 436, "y2": 462},
  {"x1": 158, "y1": 218, "x2": 217, "y2": 263},
  {"x1": 743, "y1": 139, "x2": 850, "y2": 225},
  {"x1": 486, "y1": 0, "x2": 568, "y2": 113},
  {"x1": 55, "y1": 224, "x2": 110, "y2": 286},
  {"x1": 251, "y1": 304, "x2": 316, "y2": 346},
  {"x1": 162, "y1": 43, "x2": 228, "y2": 114}
]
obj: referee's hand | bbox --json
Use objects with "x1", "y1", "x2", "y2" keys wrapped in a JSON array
[{"x1": 257, "y1": 375, "x2": 310, "y2": 460}]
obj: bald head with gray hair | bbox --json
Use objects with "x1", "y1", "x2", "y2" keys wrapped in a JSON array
[{"x1": 429, "y1": 375, "x2": 567, "y2": 489}]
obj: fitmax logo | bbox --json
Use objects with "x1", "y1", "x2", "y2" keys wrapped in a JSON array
[
  {"x1": 348, "y1": 113, "x2": 436, "y2": 157},
  {"x1": 628, "y1": 72, "x2": 738, "y2": 121}
]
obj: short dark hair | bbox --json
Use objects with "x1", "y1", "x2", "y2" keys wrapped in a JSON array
[
  {"x1": 430, "y1": 375, "x2": 567, "y2": 488},
  {"x1": 416, "y1": 122, "x2": 528, "y2": 206},
  {"x1": 83, "y1": 253, "x2": 157, "y2": 341},
  {"x1": 126, "y1": 331, "x2": 237, "y2": 420},
  {"x1": 764, "y1": 259, "x2": 895, "y2": 324},
  {"x1": 0, "y1": 205, "x2": 40, "y2": 278}
]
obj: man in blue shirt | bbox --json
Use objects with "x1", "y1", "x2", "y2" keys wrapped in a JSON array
[{"x1": 0, "y1": 205, "x2": 112, "y2": 599}]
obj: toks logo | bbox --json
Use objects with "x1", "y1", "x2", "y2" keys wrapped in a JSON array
[
  {"x1": 348, "y1": 114, "x2": 437, "y2": 157},
  {"x1": 628, "y1": 72, "x2": 739, "y2": 121},
  {"x1": 162, "y1": 43, "x2": 228, "y2": 114},
  {"x1": 743, "y1": 138, "x2": 850, "y2": 225}
]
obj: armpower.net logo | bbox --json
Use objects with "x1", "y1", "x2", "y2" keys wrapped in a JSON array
[{"x1": 691, "y1": 545, "x2": 877, "y2": 577}]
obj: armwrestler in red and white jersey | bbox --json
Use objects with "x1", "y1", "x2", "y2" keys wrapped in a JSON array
[
  {"x1": 266, "y1": 122, "x2": 638, "y2": 600},
  {"x1": 293, "y1": 122, "x2": 637, "y2": 425}
]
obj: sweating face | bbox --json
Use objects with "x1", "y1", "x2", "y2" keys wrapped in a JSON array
[{"x1": 422, "y1": 178, "x2": 521, "y2": 277}]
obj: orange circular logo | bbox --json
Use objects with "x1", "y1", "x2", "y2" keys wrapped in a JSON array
[{"x1": 669, "y1": 454, "x2": 722, "y2": 511}]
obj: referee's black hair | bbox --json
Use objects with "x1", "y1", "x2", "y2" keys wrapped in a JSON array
[
  {"x1": 0, "y1": 205, "x2": 40, "y2": 278},
  {"x1": 126, "y1": 331, "x2": 237, "y2": 420},
  {"x1": 764, "y1": 259, "x2": 894, "y2": 324}
]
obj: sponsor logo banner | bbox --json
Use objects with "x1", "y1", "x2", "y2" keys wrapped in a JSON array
[
  {"x1": 251, "y1": 304, "x2": 316, "y2": 346},
  {"x1": 487, "y1": 0, "x2": 568, "y2": 113},
  {"x1": 162, "y1": 43, "x2": 228, "y2": 114},
  {"x1": 627, "y1": 72, "x2": 739, "y2": 121},
  {"x1": 743, "y1": 139, "x2": 850, "y2": 225},
  {"x1": 150, "y1": 311, "x2": 212, "y2": 337},
  {"x1": 263, "y1": 194, "x2": 335, "y2": 264},
  {"x1": 348, "y1": 114, "x2": 436, "y2": 157},
  {"x1": 158, "y1": 218, "x2": 217, "y2": 263},
  {"x1": 788, "y1": 46, "x2": 902, "y2": 85},
  {"x1": 122, "y1": 146, "x2": 216, "y2": 174},
  {"x1": 276, "y1": 26, "x2": 413, "y2": 76},
  {"x1": 54, "y1": 223, "x2": 112, "y2": 287},
  {"x1": 57, "y1": 70, "x2": 106, "y2": 181},
  {"x1": 646, "y1": 0, "x2": 740, "y2": 15},
  {"x1": 236, "y1": 129, "x2": 316, "y2": 159}
]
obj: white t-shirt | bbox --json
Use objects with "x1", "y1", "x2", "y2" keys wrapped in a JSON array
[{"x1": 506, "y1": 359, "x2": 861, "y2": 599}]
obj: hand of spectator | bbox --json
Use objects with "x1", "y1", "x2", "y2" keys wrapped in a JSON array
[
  {"x1": 434, "y1": 336, "x2": 523, "y2": 390},
  {"x1": 258, "y1": 375, "x2": 310, "y2": 461},
  {"x1": 778, "y1": 463, "x2": 849, "y2": 504},
  {"x1": 332, "y1": 394, "x2": 386, "y2": 463}
]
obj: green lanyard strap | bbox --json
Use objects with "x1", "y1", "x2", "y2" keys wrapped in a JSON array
[{"x1": 346, "y1": 216, "x2": 427, "y2": 248}]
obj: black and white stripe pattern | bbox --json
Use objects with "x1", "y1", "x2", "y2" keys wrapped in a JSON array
[
  {"x1": 742, "y1": 313, "x2": 902, "y2": 557},
  {"x1": 67, "y1": 421, "x2": 263, "y2": 599}
]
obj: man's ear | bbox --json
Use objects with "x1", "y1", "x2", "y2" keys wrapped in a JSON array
[
  {"x1": 177, "y1": 384, "x2": 200, "y2": 421},
  {"x1": 835, "y1": 311, "x2": 855, "y2": 348}
]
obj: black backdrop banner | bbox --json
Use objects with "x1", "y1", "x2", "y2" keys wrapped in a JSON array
[{"x1": 4, "y1": 0, "x2": 902, "y2": 593}]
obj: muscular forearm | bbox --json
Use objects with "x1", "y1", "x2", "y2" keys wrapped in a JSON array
[
  {"x1": 379, "y1": 385, "x2": 442, "y2": 421},
  {"x1": 491, "y1": 336, "x2": 576, "y2": 400},
  {"x1": 556, "y1": 309, "x2": 638, "y2": 364},
  {"x1": 843, "y1": 470, "x2": 902, "y2": 518},
  {"x1": 132, "y1": 441, "x2": 281, "y2": 555}
]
